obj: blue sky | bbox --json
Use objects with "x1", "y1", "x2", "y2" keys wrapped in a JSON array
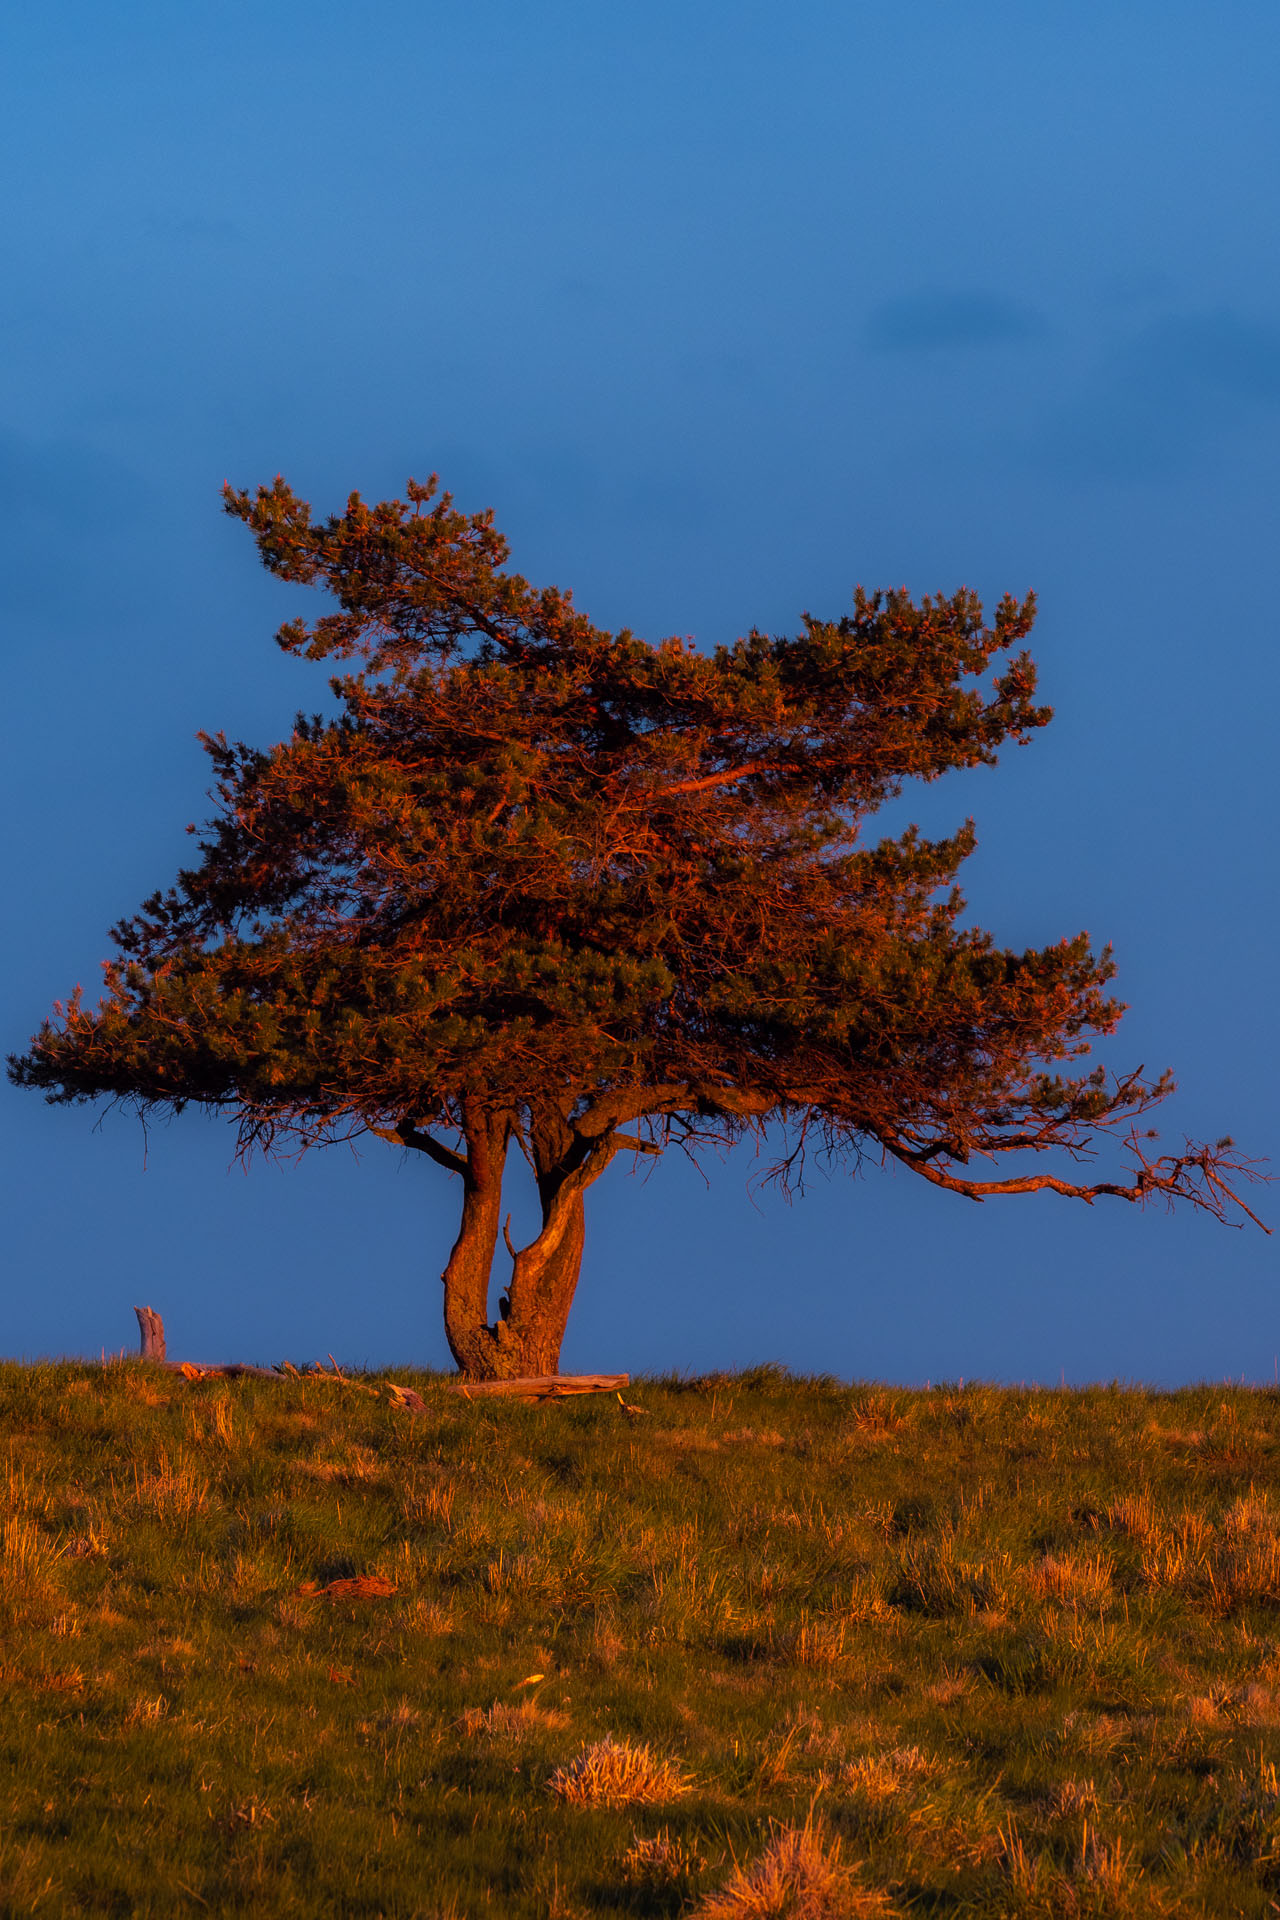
[{"x1": 3, "y1": 2, "x2": 1277, "y2": 1380}]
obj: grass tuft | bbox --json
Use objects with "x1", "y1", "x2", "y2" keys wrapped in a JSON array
[
  {"x1": 620, "y1": 1824, "x2": 708, "y2": 1887},
  {"x1": 549, "y1": 1735, "x2": 690, "y2": 1806},
  {"x1": 694, "y1": 1817, "x2": 894, "y2": 1917}
]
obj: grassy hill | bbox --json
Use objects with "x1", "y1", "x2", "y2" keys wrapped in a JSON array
[{"x1": 4, "y1": 1362, "x2": 1280, "y2": 1915}]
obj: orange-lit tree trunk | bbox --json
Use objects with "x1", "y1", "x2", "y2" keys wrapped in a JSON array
[
  {"x1": 438, "y1": 1111, "x2": 510, "y2": 1379},
  {"x1": 422, "y1": 1102, "x2": 619, "y2": 1380},
  {"x1": 415, "y1": 1102, "x2": 598, "y2": 1381},
  {"x1": 494, "y1": 1187, "x2": 586, "y2": 1377},
  {"x1": 494, "y1": 1104, "x2": 614, "y2": 1375}
]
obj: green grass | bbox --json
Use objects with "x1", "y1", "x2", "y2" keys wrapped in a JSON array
[{"x1": 6, "y1": 1362, "x2": 1280, "y2": 1915}]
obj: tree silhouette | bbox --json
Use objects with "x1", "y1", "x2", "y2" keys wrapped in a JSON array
[{"x1": 10, "y1": 477, "x2": 1265, "y2": 1376}]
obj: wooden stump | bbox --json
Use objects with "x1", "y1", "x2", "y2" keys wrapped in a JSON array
[{"x1": 134, "y1": 1304, "x2": 166, "y2": 1362}]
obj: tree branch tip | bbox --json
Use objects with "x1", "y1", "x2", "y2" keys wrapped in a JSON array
[{"x1": 502, "y1": 1212, "x2": 519, "y2": 1261}]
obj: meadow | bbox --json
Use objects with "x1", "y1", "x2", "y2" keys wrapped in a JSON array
[{"x1": 4, "y1": 1362, "x2": 1280, "y2": 1916}]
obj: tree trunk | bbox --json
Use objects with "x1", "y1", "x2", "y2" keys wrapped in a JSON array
[
  {"x1": 439, "y1": 1107, "x2": 515, "y2": 1380},
  {"x1": 434, "y1": 1102, "x2": 609, "y2": 1382},
  {"x1": 494, "y1": 1187, "x2": 586, "y2": 1376}
]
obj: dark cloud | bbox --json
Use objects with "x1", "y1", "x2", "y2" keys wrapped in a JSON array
[
  {"x1": 865, "y1": 291, "x2": 1048, "y2": 353},
  {"x1": 1042, "y1": 311, "x2": 1280, "y2": 479}
]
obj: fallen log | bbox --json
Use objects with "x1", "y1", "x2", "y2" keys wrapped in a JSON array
[{"x1": 446, "y1": 1373, "x2": 629, "y2": 1401}]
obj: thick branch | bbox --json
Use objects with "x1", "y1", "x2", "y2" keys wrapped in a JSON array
[
  {"x1": 659, "y1": 760, "x2": 779, "y2": 798},
  {"x1": 573, "y1": 1081, "x2": 806, "y2": 1144},
  {"x1": 368, "y1": 1121, "x2": 468, "y2": 1178}
]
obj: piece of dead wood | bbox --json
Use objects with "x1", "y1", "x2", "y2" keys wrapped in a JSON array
[
  {"x1": 280, "y1": 1360, "x2": 427, "y2": 1411},
  {"x1": 175, "y1": 1361, "x2": 426, "y2": 1409},
  {"x1": 292, "y1": 1574, "x2": 397, "y2": 1602},
  {"x1": 446, "y1": 1373, "x2": 629, "y2": 1402},
  {"x1": 129, "y1": 1307, "x2": 425, "y2": 1407},
  {"x1": 134, "y1": 1305, "x2": 166, "y2": 1362},
  {"x1": 171, "y1": 1361, "x2": 280, "y2": 1381}
]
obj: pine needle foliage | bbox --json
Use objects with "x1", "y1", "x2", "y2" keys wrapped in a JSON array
[{"x1": 8, "y1": 478, "x2": 1263, "y2": 1375}]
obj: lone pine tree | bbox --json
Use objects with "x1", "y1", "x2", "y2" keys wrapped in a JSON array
[{"x1": 10, "y1": 478, "x2": 1264, "y2": 1377}]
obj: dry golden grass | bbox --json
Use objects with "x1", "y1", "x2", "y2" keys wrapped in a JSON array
[
  {"x1": 1, "y1": 1512, "x2": 48, "y2": 1577},
  {"x1": 548, "y1": 1735, "x2": 691, "y2": 1807},
  {"x1": 785, "y1": 1613, "x2": 848, "y2": 1668},
  {"x1": 693, "y1": 1818, "x2": 896, "y2": 1917},
  {"x1": 842, "y1": 1745, "x2": 938, "y2": 1800},
  {"x1": 620, "y1": 1825, "x2": 708, "y2": 1886},
  {"x1": 849, "y1": 1393, "x2": 912, "y2": 1438},
  {"x1": 403, "y1": 1479, "x2": 457, "y2": 1530},
  {"x1": 459, "y1": 1698, "x2": 568, "y2": 1740},
  {"x1": 1050, "y1": 1776, "x2": 1099, "y2": 1818},
  {"x1": 1029, "y1": 1548, "x2": 1115, "y2": 1608}
]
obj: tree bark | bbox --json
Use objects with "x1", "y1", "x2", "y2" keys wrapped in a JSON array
[
  {"x1": 494, "y1": 1186, "x2": 586, "y2": 1377},
  {"x1": 438, "y1": 1103, "x2": 515, "y2": 1379},
  {"x1": 485, "y1": 1101, "x2": 619, "y2": 1377}
]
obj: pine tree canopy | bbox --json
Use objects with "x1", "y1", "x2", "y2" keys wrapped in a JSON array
[{"x1": 10, "y1": 476, "x2": 1265, "y2": 1377}]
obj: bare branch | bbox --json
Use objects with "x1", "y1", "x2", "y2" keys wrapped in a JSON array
[
  {"x1": 368, "y1": 1122, "x2": 468, "y2": 1178},
  {"x1": 609, "y1": 1132, "x2": 662, "y2": 1155}
]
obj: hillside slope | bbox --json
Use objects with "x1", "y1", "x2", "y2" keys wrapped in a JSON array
[{"x1": 3, "y1": 1364, "x2": 1280, "y2": 1915}]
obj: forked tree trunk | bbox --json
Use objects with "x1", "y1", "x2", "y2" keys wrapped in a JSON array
[
  {"x1": 437, "y1": 1104, "x2": 597, "y2": 1381},
  {"x1": 442, "y1": 1185, "x2": 588, "y2": 1380}
]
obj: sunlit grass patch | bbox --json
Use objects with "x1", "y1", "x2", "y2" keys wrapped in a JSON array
[
  {"x1": 849, "y1": 1391, "x2": 913, "y2": 1438},
  {"x1": 459, "y1": 1697, "x2": 568, "y2": 1740},
  {"x1": 549, "y1": 1735, "x2": 690, "y2": 1806},
  {"x1": 887, "y1": 1534, "x2": 1017, "y2": 1617},
  {"x1": 1029, "y1": 1548, "x2": 1115, "y2": 1608},
  {"x1": 620, "y1": 1822, "x2": 708, "y2": 1888},
  {"x1": 842, "y1": 1744, "x2": 939, "y2": 1799},
  {"x1": 693, "y1": 1818, "x2": 895, "y2": 1917}
]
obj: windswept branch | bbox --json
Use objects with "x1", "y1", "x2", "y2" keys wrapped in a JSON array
[{"x1": 880, "y1": 1128, "x2": 1271, "y2": 1230}]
